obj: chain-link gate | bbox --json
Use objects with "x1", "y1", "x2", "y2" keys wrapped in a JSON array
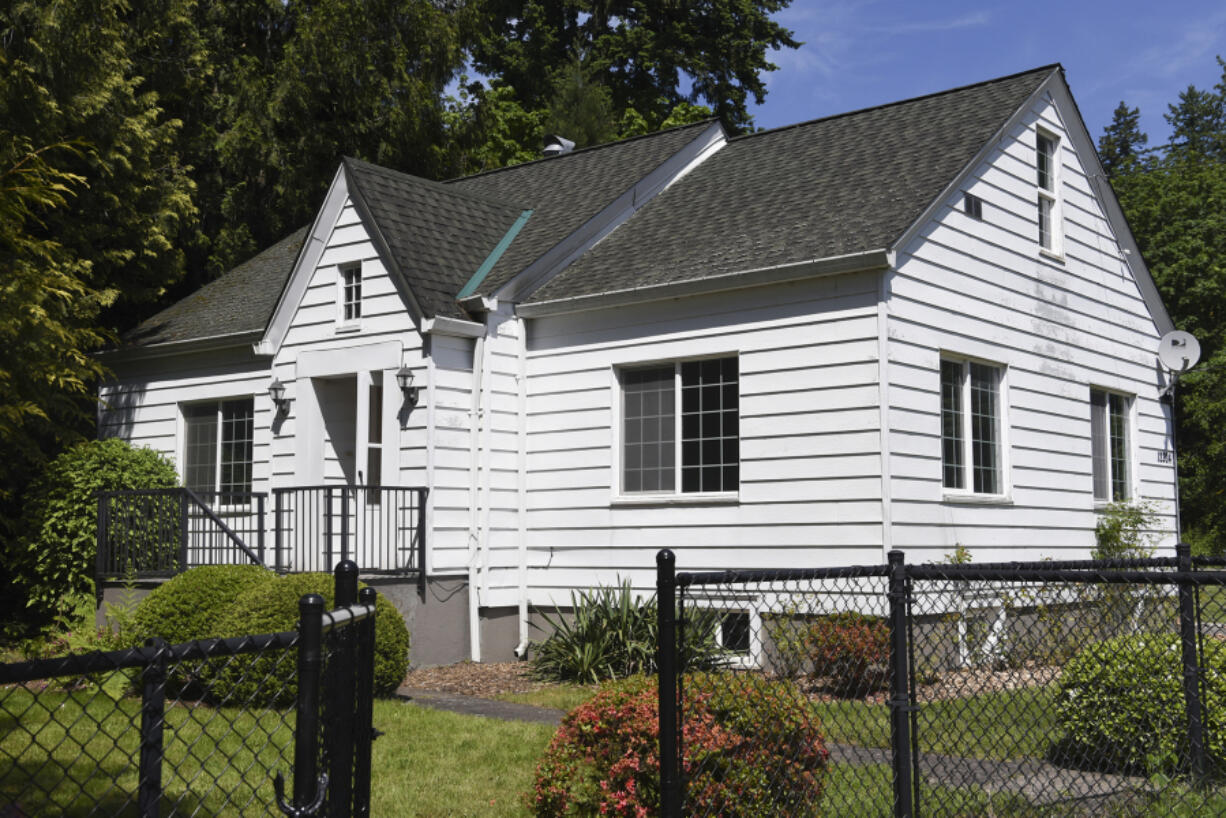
[
  {"x1": 1, "y1": 560, "x2": 378, "y2": 817},
  {"x1": 657, "y1": 546, "x2": 1226, "y2": 817}
]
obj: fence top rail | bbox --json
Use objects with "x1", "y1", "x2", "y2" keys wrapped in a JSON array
[
  {"x1": 98, "y1": 487, "x2": 269, "y2": 500},
  {"x1": 906, "y1": 565, "x2": 1226, "y2": 585},
  {"x1": 677, "y1": 564, "x2": 891, "y2": 587},
  {"x1": 0, "y1": 630, "x2": 299, "y2": 685},
  {"x1": 320, "y1": 603, "x2": 375, "y2": 634}
]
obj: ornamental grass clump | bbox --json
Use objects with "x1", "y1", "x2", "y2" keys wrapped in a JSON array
[
  {"x1": 1054, "y1": 632, "x2": 1226, "y2": 775},
  {"x1": 529, "y1": 581, "x2": 727, "y2": 684},
  {"x1": 530, "y1": 673, "x2": 829, "y2": 817}
]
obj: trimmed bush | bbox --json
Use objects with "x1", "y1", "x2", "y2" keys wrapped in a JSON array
[
  {"x1": 15, "y1": 438, "x2": 179, "y2": 622},
  {"x1": 1055, "y1": 633, "x2": 1226, "y2": 774},
  {"x1": 130, "y1": 565, "x2": 276, "y2": 645},
  {"x1": 806, "y1": 612, "x2": 889, "y2": 695},
  {"x1": 530, "y1": 581, "x2": 728, "y2": 684},
  {"x1": 208, "y1": 573, "x2": 409, "y2": 706},
  {"x1": 531, "y1": 672, "x2": 829, "y2": 817}
]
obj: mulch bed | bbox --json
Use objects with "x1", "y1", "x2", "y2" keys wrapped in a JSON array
[{"x1": 402, "y1": 661, "x2": 547, "y2": 699}]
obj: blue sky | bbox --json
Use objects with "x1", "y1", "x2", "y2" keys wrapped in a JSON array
[{"x1": 749, "y1": 0, "x2": 1226, "y2": 146}]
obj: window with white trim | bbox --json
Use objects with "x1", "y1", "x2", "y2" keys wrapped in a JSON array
[
  {"x1": 941, "y1": 358, "x2": 1004, "y2": 495},
  {"x1": 1090, "y1": 388, "x2": 1131, "y2": 502},
  {"x1": 340, "y1": 263, "x2": 362, "y2": 325},
  {"x1": 1036, "y1": 130, "x2": 1061, "y2": 253},
  {"x1": 621, "y1": 357, "x2": 739, "y2": 495},
  {"x1": 182, "y1": 398, "x2": 254, "y2": 499}
]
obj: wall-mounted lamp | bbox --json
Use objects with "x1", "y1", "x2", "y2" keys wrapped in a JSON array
[
  {"x1": 269, "y1": 378, "x2": 290, "y2": 414},
  {"x1": 396, "y1": 365, "x2": 419, "y2": 407}
]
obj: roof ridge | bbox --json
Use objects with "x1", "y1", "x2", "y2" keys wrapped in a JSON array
[
  {"x1": 342, "y1": 155, "x2": 525, "y2": 212},
  {"x1": 730, "y1": 64, "x2": 1061, "y2": 144},
  {"x1": 444, "y1": 118, "x2": 718, "y2": 183}
]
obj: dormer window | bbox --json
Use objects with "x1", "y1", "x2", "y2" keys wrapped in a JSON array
[
  {"x1": 339, "y1": 263, "x2": 362, "y2": 329},
  {"x1": 1035, "y1": 130, "x2": 1061, "y2": 255}
]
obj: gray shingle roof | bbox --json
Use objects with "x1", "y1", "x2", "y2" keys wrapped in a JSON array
[
  {"x1": 123, "y1": 227, "x2": 309, "y2": 347},
  {"x1": 342, "y1": 157, "x2": 528, "y2": 320},
  {"x1": 446, "y1": 120, "x2": 716, "y2": 294},
  {"x1": 528, "y1": 66, "x2": 1055, "y2": 305}
]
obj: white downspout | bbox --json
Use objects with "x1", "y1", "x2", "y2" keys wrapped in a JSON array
[
  {"x1": 478, "y1": 322, "x2": 495, "y2": 603},
  {"x1": 514, "y1": 316, "x2": 530, "y2": 659},
  {"x1": 877, "y1": 263, "x2": 895, "y2": 560},
  {"x1": 467, "y1": 333, "x2": 486, "y2": 662}
]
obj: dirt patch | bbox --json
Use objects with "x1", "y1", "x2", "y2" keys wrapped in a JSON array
[{"x1": 403, "y1": 661, "x2": 546, "y2": 699}]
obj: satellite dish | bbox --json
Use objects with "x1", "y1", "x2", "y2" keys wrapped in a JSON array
[{"x1": 1158, "y1": 330, "x2": 1201, "y2": 373}]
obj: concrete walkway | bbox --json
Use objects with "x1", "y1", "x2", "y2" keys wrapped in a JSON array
[{"x1": 395, "y1": 686, "x2": 564, "y2": 725}]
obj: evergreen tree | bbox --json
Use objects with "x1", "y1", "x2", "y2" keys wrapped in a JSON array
[{"x1": 1098, "y1": 101, "x2": 1148, "y2": 178}]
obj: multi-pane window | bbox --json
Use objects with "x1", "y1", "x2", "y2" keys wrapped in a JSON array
[
  {"x1": 1091, "y1": 388, "x2": 1131, "y2": 502},
  {"x1": 941, "y1": 359, "x2": 1004, "y2": 495},
  {"x1": 367, "y1": 380, "x2": 383, "y2": 502},
  {"x1": 341, "y1": 264, "x2": 362, "y2": 323},
  {"x1": 183, "y1": 399, "x2": 254, "y2": 500},
  {"x1": 622, "y1": 357, "x2": 739, "y2": 495},
  {"x1": 1036, "y1": 131, "x2": 1060, "y2": 252}
]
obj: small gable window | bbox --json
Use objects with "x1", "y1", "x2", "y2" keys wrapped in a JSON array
[
  {"x1": 340, "y1": 263, "x2": 362, "y2": 327},
  {"x1": 1035, "y1": 130, "x2": 1062, "y2": 255}
]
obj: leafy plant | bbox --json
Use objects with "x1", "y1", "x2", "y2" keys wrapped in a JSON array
[
  {"x1": 1054, "y1": 632, "x2": 1226, "y2": 775},
  {"x1": 1094, "y1": 501, "x2": 1160, "y2": 560},
  {"x1": 529, "y1": 581, "x2": 727, "y2": 684},
  {"x1": 129, "y1": 564, "x2": 275, "y2": 646},
  {"x1": 13, "y1": 438, "x2": 179, "y2": 624},
  {"x1": 530, "y1": 672, "x2": 828, "y2": 817},
  {"x1": 806, "y1": 612, "x2": 890, "y2": 695}
]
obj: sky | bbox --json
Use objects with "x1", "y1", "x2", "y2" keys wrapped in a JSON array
[{"x1": 748, "y1": 0, "x2": 1226, "y2": 147}]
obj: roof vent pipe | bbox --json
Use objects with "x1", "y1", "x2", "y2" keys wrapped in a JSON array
[{"x1": 542, "y1": 135, "x2": 575, "y2": 157}]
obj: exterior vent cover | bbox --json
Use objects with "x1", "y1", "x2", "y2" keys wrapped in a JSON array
[{"x1": 542, "y1": 135, "x2": 576, "y2": 157}]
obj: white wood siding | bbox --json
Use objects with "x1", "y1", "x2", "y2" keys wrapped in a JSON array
[
  {"x1": 521, "y1": 271, "x2": 884, "y2": 605},
  {"x1": 886, "y1": 95, "x2": 1174, "y2": 562}
]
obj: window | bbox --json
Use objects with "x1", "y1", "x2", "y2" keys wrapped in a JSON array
[
  {"x1": 719, "y1": 612, "x2": 751, "y2": 654},
  {"x1": 367, "y1": 379, "x2": 383, "y2": 502},
  {"x1": 621, "y1": 357, "x2": 738, "y2": 495},
  {"x1": 1091, "y1": 389, "x2": 1131, "y2": 502},
  {"x1": 941, "y1": 358, "x2": 1004, "y2": 495},
  {"x1": 183, "y1": 399, "x2": 254, "y2": 500},
  {"x1": 340, "y1": 264, "x2": 362, "y2": 325},
  {"x1": 1035, "y1": 131, "x2": 1061, "y2": 253}
]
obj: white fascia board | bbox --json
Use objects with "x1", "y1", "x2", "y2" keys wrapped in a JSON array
[
  {"x1": 516, "y1": 249, "x2": 890, "y2": 318},
  {"x1": 255, "y1": 166, "x2": 350, "y2": 357},
  {"x1": 496, "y1": 121, "x2": 727, "y2": 303},
  {"x1": 422, "y1": 315, "x2": 485, "y2": 338}
]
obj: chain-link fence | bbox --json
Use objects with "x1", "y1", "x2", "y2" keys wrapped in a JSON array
[
  {"x1": 656, "y1": 547, "x2": 1226, "y2": 817},
  {"x1": 1, "y1": 561, "x2": 378, "y2": 817}
]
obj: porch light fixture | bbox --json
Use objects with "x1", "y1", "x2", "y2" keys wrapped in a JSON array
[
  {"x1": 396, "y1": 366, "x2": 419, "y2": 407},
  {"x1": 268, "y1": 379, "x2": 290, "y2": 414}
]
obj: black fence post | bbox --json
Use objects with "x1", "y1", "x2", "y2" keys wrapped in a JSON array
[
  {"x1": 656, "y1": 549, "x2": 681, "y2": 818},
  {"x1": 1177, "y1": 542, "x2": 1208, "y2": 785},
  {"x1": 417, "y1": 488, "x2": 428, "y2": 598},
  {"x1": 293, "y1": 593, "x2": 327, "y2": 811},
  {"x1": 329, "y1": 560, "x2": 360, "y2": 817},
  {"x1": 139, "y1": 638, "x2": 168, "y2": 818},
  {"x1": 888, "y1": 549, "x2": 914, "y2": 818},
  {"x1": 353, "y1": 586, "x2": 378, "y2": 818},
  {"x1": 178, "y1": 489, "x2": 189, "y2": 573},
  {"x1": 257, "y1": 493, "x2": 266, "y2": 567},
  {"x1": 97, "y1": 493, "x2": 109, "y2": 579}
]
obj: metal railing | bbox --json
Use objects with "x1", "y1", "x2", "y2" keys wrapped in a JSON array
[
  {"x1": 656, "y1": 545, "x2": 1226, "y2": 817},
  {"x1": 0, "y1": 561, "x2": 379, "y2": 817},
  {"x1": 97, "y1": 486, "x2": 427, "y2": 587}
]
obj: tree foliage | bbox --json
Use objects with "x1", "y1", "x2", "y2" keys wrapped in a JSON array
[{"x1": 1104, "y1": 56, "x2": 1226, "y2": 551}]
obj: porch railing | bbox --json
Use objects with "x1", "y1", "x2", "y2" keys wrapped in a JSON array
[{"x1": 97, "y1": 486, "x2": 427, "y2": 587}]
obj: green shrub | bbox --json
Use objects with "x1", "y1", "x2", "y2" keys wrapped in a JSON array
[
  {"x1": 806, "y1": 612, "x2": 889, "y2": 695},
  {"x1": 130, "y1": 565, "x2": 276, "y2": 645},
  {"x1": 531, "y1": 672, "x2": 829, "y2": 817},
  {"x1": 529, "y1": 581, "x2": 728, "y2": 684},
  {"x1": 1094, "y1": 500, "x2": 1158, "y2": 560},
  {"x1": 1054, "y1": 633, "x2": 1226, "y2": 775},
  {"x1": 15, "y1": 438, "x2": 179, "y2": 623},
  {"x1": 208, "y1": 573, "x2": 409, "y2": 706}
]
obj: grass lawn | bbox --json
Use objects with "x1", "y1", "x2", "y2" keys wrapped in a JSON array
[{"x1": 494, "y1": 684, "x2": 594, "y2": 712}]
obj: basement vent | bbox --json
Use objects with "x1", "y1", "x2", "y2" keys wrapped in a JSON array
[
  {"x1": 542, "y1": 135, "x2": 576, "y2": 157},
  {"x1": 963, "y1": 192, "x2": 984, "y2": 221}
]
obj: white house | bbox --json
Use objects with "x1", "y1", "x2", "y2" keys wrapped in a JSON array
[{"x1": 99, "y1": 65, "x2": 1178, "y2": 665}]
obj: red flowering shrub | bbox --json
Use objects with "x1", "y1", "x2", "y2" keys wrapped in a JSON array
[
  {"x1": 530, "y1": 673, "x2": 829, "y2": 817},
  {"x1": 806, "y1": 612, "x2": 889, "y2": 695}
]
